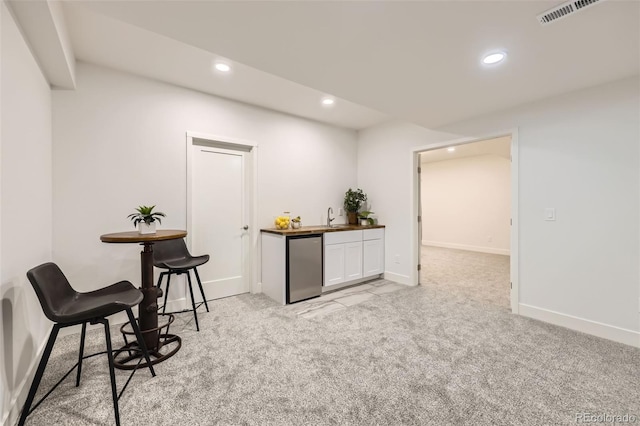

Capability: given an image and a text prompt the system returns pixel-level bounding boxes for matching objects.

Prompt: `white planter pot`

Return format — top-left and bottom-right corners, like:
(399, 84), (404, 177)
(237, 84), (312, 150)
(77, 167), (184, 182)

(138, 222), (156, 234)
(360, 218), (369, 226)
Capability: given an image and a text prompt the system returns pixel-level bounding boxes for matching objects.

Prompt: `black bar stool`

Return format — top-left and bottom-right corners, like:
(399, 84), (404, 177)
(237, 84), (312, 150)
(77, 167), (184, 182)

(153, 238), (210, 331)
(19, 262), (156, 426)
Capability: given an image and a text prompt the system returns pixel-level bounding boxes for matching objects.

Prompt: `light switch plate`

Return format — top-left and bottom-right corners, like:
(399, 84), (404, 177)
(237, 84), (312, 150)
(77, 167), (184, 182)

(545, 208), (556, 221)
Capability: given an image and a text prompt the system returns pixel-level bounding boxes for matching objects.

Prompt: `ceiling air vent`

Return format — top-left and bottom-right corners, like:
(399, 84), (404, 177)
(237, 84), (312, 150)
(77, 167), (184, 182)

(537, 0), (606, 26)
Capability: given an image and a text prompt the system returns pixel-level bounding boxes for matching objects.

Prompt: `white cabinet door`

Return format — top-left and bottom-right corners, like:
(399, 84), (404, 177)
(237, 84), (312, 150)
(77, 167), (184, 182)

(344, 241), (363, 281)
(324, 243), (345, 287)
(363, 239), (384, 277)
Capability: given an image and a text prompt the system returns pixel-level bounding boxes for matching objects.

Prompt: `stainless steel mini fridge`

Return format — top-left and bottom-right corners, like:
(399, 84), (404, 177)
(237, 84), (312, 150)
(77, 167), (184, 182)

(286, 235), (322, 303)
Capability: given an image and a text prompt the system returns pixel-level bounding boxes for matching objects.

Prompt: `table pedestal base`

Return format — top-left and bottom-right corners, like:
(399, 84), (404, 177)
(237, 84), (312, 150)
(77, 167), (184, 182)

(113, 334), (181, 370)
(114, 313), (181, 370)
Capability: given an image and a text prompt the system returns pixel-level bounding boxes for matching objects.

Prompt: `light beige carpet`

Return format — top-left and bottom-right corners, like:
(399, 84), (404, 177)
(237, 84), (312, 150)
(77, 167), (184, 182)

(21, 247), (640, 425)
(421, 245), (511, 310)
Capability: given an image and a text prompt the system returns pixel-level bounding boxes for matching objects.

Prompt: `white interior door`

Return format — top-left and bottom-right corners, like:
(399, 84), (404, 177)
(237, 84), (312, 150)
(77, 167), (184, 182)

(191, 144), (249, 300)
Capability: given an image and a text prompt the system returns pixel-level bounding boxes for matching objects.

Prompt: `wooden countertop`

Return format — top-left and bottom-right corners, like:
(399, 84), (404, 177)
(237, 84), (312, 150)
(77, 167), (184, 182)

(100, 229), (187, 243)
(261, 224), (385, 236)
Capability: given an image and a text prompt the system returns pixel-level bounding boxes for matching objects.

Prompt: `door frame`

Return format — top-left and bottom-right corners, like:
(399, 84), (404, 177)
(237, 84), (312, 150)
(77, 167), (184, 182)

(186, 131), (259, 295)
(410, 128), (519, 314)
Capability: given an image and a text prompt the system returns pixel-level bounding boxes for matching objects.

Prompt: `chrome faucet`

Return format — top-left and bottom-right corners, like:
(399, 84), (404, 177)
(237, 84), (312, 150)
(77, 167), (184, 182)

(327, 207), (335, 227)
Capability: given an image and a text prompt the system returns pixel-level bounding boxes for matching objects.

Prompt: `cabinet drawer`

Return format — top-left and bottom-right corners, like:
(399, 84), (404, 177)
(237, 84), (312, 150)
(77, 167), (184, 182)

(324, 230), (362, 245)
(363, 228), (384, 240)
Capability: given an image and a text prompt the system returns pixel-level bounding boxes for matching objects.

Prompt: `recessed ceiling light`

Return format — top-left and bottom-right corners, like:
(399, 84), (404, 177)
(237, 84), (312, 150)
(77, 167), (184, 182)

(214, 63), (231, 72)
(447, 147), (456, 152)
(482, 51), (506, 65)
(321, 98), (335, 106)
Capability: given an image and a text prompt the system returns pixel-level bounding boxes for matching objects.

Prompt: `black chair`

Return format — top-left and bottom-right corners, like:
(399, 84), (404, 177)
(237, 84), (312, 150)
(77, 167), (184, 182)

(19, 263), (156, 426)
(153, 239), (210, 331)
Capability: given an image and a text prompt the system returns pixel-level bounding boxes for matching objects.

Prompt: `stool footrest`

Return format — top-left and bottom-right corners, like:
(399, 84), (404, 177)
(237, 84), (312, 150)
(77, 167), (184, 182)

(115, 314), (180, 370)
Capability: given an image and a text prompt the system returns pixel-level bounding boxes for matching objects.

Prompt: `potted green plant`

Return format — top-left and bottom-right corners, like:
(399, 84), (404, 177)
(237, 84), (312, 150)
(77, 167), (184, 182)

(291, 216), (302, 229)
(128, 205), (166, 234)
(343, 188), (367, 225)
(358, 211), (375, 226)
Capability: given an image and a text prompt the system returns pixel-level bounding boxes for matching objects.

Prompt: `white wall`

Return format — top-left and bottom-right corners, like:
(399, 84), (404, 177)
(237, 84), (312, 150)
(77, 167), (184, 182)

(358, 77), (640, 346)
(1, 2), (53, 424)
(421, 154), (510, 255)
(357, 122), (456, 284)
(52, 63), (358, 300)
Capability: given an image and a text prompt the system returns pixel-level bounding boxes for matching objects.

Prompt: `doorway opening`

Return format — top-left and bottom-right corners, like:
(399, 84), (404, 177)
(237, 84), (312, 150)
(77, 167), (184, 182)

(411, 130), (518, 313)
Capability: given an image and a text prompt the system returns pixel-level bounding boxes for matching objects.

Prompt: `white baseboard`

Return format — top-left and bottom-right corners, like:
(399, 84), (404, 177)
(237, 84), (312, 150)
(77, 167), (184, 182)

(2, 324), (52, 426)
(519, 303), (640, 348)
(383, 271), (411, 286)
(422, 240), (510, 256)
(162, 297), (189, 313)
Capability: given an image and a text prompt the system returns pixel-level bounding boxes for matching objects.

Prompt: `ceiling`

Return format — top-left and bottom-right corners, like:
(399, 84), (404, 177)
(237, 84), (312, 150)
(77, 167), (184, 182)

(420, 136), (511, 164)
(13, 1), (640, 130)
(60, 3), (389, 130)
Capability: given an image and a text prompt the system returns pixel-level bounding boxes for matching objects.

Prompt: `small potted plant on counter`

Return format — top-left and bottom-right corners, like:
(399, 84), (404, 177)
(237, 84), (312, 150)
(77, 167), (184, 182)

(291, 216), (302, 229)
(128, 205), (166, 234)
(359, 211), (375, 226)
(344, 188), (367, 225)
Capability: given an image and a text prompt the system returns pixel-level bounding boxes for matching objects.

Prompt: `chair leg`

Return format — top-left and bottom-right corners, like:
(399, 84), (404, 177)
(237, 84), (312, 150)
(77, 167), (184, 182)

(125, 309), (156, 377)
(162, 272), (171, 314)
(101, 319), (121, 426)
(156, 271), (164, 289)
(156, 271), (164, 312)
(186, 271), (200, 331)
(193, 267), (209, 312)
(76, 322), (87, 387)
(18, 324), (60, 426)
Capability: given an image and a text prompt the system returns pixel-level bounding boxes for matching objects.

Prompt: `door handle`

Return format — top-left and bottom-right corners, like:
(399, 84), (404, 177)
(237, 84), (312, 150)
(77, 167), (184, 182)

(243, 225), (249, 230)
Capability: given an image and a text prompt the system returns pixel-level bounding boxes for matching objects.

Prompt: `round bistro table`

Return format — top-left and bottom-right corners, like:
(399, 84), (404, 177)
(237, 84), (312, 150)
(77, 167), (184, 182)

(100, 229), (187, 369)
